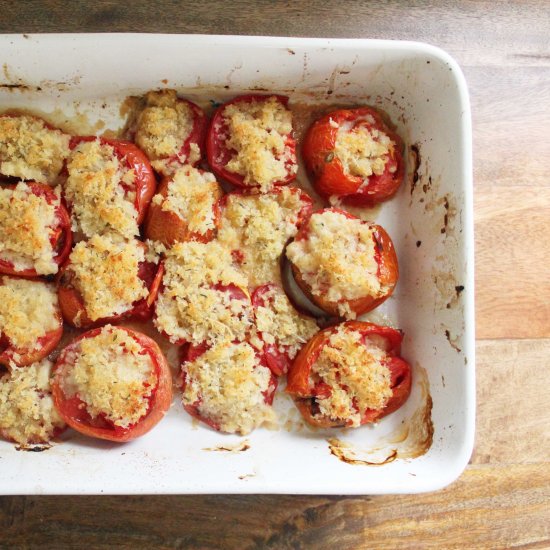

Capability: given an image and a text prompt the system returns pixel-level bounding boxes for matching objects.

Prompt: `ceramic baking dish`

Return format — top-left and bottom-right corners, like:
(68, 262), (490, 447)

(0, 34), (474, 495)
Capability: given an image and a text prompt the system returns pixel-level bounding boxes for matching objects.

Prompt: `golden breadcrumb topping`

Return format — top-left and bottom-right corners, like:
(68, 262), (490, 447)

(0, 182), (59, 274)
(0, 277), (59, 350)
(286, 210), (383, 317)
(312, 327), (392, 427)
(217, 187), (304, 288)
(154, 241), (252, 345)
(64, 139), (139, 238)
(0, 114), (70, 183)
(67, 234), (148, 323)
(182, 340), (275, 434)
(152, 166), (221, 236)
(61, 326), (156, 428)
(221, 96), (297, 189)
(0, 360), (65, 445)
(135, 89), (200, 174)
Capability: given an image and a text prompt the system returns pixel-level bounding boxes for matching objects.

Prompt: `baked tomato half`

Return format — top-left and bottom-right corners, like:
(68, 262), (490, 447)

(64, 136), (156, 238)
(180, 338), (277, 434)
(286, 321), (412, 428)
(132, 89), (207, 176)
(0, 181), (72, 278)
(252, 283), (319, 376)
(0, 113), (71, 184)
(52, 325), (172, 442)
(285, 208), (398, 319)
(57, 235), (164, 328)
(302, 107), (404, 206)
(0, 276), (63, 368)
(144, 165), (223, 247)
(206, 94), (298, 190)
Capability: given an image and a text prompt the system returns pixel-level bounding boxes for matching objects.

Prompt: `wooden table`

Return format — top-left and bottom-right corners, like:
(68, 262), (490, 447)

(1, 2), (549, 548)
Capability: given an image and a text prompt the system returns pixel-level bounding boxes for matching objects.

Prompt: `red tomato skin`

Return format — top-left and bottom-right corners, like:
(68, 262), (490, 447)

(144, 171), (223, 247)
(252, 283), (314, 377)
(68, 136), (157, 226)
(51, 327), (172, 442)
(286, 321), (411, 428)
(57, 246), (164, 329)
(0, 314), (63, 369)
(206, 94), (297, 189)
(302, 107), (404, 205)
(0, 182), (73, 278)
(289, 208), (398, 318)
(180, 340), (277, 432)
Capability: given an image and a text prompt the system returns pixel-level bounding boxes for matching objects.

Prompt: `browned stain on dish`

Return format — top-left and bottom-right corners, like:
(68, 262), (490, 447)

(327, 438), (398, 466)
(203, 439), (250, 453)
(15, 444), (51, 452)
(409, 143), (421, 195)
(325, 365), (434, 465)
(445, 329), (462, 353)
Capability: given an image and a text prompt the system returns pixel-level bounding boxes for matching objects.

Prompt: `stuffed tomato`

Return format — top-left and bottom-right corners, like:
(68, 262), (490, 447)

(52, 325), (172, 442)
(286, 321), (412, 428)
(302, 107), (404, 206)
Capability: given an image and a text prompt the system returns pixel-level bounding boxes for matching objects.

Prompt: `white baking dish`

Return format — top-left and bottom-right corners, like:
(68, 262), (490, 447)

(0, 34), (474, 495)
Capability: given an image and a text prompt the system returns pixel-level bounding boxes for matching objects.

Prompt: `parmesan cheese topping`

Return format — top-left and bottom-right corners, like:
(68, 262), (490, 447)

(135, 89), (200, 174)
(67, 235), (148, 322)
(182, 340), (275, 434)
(221, 96), (297, 188)
(64, 139), (139, 238)
(0, 183), (59, 275)
(61, 326), (156, 428)
(0, 115), (70, 183)
(311, 327), (392, 427)
(0, 277), (59, 350)
(154, 241), (253, 345)
(0, 360), (65, 445)
(286, 210), (383, 316)
(152, 166), (221, 236)
(334, 118), (393, 180)
(217, 188), (304, 288)
(254, 285), (318, 358)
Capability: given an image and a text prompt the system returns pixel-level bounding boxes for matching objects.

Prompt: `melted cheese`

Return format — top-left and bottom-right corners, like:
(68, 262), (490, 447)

(254, 285), (318, 358)
(312, 327), (392, 427)
(0, 182), (59, 274)
(0, 114), (70, 183)
(334, 119), (392, 179)
(154, 241), (252, 345)
(0, 360), (65, 445)
(217, 187), (304, 288)
(221, 96), (297, 189)
(135, 89), (200, 174)
(0, 277), (59, 350)
(68, 235), (148, 323)
(64, 139), (139, 238)
(61, 326), (156, 428)
(182, 340), (275, 434)
(286, 210), (383, 317)
(152, 166), (221, 236)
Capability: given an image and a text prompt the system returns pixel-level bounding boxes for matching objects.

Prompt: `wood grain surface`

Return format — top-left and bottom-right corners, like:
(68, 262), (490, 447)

(1, 1), (549, 549)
